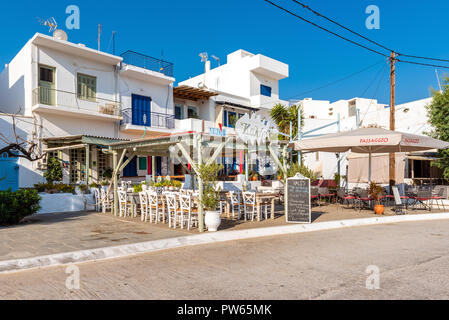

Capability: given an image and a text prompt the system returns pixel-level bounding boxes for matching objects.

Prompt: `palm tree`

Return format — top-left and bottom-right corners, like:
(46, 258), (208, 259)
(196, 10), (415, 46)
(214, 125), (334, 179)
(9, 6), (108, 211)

(270, 103), (303, 141)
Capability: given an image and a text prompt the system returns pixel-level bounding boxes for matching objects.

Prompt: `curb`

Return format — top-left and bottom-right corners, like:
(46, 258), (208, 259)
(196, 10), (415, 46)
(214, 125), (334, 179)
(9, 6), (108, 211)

(2, 212), (449, 274)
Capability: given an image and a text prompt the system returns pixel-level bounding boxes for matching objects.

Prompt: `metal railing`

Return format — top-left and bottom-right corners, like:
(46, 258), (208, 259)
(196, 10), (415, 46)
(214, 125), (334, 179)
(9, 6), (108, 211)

(32, 87), (122, 117)
(120, 50), (174, 77)
(121, 108), (175, 129)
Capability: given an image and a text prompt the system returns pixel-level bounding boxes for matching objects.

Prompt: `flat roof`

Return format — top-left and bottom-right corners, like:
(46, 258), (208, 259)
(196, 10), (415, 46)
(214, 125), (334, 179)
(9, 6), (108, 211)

(31, 33), (123, 65)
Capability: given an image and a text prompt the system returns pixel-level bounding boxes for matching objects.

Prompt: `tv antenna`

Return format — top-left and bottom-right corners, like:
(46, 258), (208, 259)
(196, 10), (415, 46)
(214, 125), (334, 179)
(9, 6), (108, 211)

(37, 17), (58, 33)
(211, 55), (220, 66)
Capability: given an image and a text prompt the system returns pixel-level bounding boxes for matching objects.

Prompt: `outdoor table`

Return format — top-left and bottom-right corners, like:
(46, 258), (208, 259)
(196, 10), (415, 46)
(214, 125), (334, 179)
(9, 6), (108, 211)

(255, 192), (277, 221)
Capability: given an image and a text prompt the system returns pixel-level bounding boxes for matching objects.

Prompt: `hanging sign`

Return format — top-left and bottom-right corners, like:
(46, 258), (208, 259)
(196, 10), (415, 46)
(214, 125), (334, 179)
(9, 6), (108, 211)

(235, 114), (277, 145)
(286, 173), (311, 223)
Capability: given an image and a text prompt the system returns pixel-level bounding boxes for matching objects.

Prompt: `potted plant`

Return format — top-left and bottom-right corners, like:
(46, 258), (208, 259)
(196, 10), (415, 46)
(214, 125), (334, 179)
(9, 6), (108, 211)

(368, 181), (385, 215)
(198, 162), (223, 232)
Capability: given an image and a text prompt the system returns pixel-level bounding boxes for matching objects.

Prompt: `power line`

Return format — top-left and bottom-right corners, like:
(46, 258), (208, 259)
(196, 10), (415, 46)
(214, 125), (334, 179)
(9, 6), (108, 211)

(291, 0), (394, 53)
(263, 0), (388, 58)
(288, 60), (384, 100)
(397, 58), (449, 70)
(291, 0), (449, 64)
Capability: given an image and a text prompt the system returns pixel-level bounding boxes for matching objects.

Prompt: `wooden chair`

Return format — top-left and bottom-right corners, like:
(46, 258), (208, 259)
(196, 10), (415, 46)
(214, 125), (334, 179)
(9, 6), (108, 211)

(100, 188), (113, 213)
(92, 188), (101, 212)
(431, 188), (446, 210)
(242, 191), (257, 221)
(118, 190), (132, 217)
(179, 194), (198, 230)
(229, 191), (242, 219)
(165, 193), (178, 228)
(146, 191), (163, 223)
(138, 191), (149, 222)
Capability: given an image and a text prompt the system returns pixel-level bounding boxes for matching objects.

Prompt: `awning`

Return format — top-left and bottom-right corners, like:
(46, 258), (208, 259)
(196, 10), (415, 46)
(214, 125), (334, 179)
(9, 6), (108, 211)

(42, 135), (129, 150)
(173, 85), (218, 101)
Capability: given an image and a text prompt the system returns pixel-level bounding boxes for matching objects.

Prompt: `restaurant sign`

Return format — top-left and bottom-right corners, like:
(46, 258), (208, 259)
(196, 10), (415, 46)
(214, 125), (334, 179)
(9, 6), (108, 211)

(235, 114), (277, 145)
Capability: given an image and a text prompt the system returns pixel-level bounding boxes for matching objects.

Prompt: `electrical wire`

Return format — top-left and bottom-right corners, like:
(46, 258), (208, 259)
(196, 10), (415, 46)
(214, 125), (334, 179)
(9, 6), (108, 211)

(262, 0), (388, 58)
(396, 58), (449, 70)
(291, 0), (394, 53)
(290, 0), (449, 64)
(287, 60), (384, 100)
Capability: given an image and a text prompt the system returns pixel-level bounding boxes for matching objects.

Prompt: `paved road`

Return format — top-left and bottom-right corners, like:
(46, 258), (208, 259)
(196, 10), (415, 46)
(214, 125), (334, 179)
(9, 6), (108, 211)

(1, 219), (449, 299)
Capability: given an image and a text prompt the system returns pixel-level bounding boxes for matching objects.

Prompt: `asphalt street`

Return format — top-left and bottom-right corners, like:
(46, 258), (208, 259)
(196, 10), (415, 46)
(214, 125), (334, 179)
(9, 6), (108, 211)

(1, 219), (449, 299)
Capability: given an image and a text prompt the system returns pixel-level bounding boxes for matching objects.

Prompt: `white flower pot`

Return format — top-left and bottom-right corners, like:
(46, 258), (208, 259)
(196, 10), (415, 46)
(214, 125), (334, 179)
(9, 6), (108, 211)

(204, 210), (221, 232)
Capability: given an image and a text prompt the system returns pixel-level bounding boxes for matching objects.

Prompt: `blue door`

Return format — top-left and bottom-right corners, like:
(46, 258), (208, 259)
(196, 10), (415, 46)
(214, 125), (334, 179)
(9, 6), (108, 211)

(0, 153), (19, 191)
(123, 156), (137, 177)
(132, 94), (152, 126)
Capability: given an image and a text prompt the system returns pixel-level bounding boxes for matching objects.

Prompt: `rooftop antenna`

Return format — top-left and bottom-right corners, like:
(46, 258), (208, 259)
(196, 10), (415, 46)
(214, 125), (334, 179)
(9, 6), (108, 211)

(199, 52), (208, 88)
(112, 31), (116, 55)
(97, 24), (102, 51)
(435, 69), (443, 93)
(211, 55), (221, 66)
(37, 17), (58, 33)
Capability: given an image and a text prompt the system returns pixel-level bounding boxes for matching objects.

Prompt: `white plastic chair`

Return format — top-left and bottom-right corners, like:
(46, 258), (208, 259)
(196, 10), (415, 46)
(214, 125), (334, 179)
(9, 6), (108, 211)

(242, 191), (257, 221)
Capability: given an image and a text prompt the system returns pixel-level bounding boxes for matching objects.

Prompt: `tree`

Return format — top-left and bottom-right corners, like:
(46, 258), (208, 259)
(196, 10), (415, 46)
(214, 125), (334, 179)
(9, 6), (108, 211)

(270, 103), (304, 141)
(0, 112), (44, 162)
(426, 77), (449, 181)
(44, 157), (63, 184)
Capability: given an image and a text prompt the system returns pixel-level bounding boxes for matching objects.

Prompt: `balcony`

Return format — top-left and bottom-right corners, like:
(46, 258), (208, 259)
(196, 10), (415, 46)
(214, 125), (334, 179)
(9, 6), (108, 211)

(120, 50), (174, 78)
(32, 87), (122, 120)
(120, 108), (175, 133)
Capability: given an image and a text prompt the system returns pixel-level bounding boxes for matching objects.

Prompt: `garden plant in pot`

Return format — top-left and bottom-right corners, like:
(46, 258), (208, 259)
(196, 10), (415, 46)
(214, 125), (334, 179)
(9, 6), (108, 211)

(368, 181), (385, 215)
(198, 162), (223, 232)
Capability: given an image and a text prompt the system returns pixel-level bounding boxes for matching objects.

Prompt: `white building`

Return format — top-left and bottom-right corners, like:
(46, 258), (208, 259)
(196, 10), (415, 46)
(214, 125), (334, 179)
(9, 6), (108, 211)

(172, 49), (289, 175)
(296, 96), (437, 187)
(0, 32), (176, 189)
(0, 34), (290, 189)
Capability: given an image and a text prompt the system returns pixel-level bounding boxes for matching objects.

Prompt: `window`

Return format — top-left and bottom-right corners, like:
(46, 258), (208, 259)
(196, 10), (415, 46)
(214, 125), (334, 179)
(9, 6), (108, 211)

(138, 157), (147, 171)
(39, 66), (54, 83)
(175, 104), (184, 120)
(77, 73), (96, 100)
(260, 84), (272, 97)
(223, 110), (238, 128)
(187, 106), (198, 119)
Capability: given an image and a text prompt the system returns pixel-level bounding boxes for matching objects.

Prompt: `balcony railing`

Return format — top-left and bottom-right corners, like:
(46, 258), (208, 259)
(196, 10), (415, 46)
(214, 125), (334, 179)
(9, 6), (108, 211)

(121, 108), (175, 129)
(32, 87), (122, 117)
(120, 50), (174, 77)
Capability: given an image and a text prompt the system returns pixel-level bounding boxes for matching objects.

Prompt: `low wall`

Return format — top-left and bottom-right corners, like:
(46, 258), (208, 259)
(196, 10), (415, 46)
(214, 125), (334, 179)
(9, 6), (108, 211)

(37, 193), (95, 214)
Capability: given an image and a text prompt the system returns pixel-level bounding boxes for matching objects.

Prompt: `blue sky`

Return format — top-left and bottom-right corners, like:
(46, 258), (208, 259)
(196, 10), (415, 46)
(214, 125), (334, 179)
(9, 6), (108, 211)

(1, 0), (449, 105)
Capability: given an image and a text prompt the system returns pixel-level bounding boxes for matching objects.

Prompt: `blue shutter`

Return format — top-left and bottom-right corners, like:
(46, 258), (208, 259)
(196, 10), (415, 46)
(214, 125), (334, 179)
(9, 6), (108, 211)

(223, 110), (228, 127)
(260, 85), (272, 97)
(132, 94), (152, 126)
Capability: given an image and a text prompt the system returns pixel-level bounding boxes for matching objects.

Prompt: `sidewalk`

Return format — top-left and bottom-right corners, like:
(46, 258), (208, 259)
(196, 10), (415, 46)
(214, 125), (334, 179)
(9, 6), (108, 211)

(0, 204), (445, 263)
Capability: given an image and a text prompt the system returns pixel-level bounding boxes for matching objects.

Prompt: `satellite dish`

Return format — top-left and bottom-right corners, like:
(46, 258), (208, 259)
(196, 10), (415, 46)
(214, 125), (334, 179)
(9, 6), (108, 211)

(53, 29), (68, 41)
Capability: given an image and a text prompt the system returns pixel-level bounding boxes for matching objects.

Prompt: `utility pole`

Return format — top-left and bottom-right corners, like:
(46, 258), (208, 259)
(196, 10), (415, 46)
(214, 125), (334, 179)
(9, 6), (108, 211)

(389, 51), (396, 191)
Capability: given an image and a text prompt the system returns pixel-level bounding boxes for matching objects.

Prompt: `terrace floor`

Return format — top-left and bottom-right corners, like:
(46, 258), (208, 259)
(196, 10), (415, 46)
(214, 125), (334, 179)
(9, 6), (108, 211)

(0, 203), (446, 262)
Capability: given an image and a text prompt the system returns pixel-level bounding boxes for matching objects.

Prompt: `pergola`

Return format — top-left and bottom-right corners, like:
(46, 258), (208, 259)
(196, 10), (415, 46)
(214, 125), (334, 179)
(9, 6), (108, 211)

(106, 132), (290, 232)
(42, 135), (128, 185)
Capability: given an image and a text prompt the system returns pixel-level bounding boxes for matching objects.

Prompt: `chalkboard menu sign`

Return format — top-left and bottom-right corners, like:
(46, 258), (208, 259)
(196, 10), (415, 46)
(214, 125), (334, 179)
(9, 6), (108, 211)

(286, 174), (311, 223)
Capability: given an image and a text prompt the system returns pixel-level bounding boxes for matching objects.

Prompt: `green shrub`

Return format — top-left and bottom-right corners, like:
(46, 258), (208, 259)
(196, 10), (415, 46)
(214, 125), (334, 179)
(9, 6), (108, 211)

(44, 157), (63, 184)
(0, 189), (41, 225)
(198, 162), (223, 211)
(34, 183), (75, 194)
